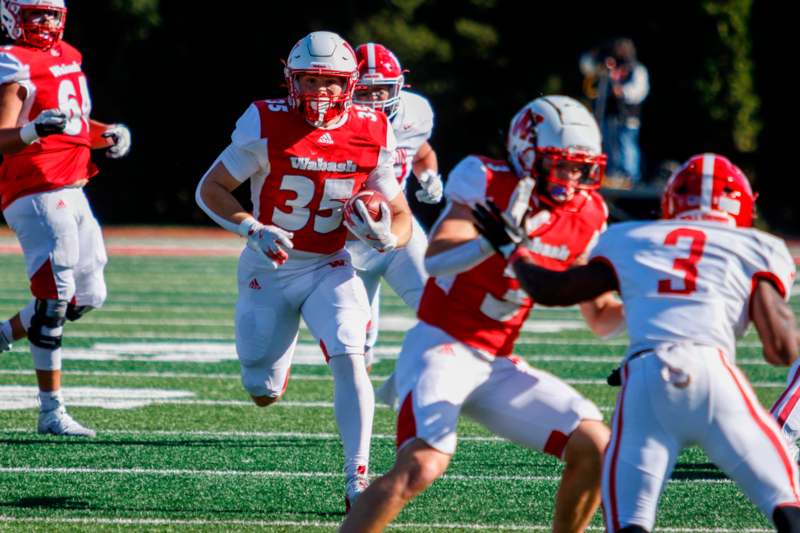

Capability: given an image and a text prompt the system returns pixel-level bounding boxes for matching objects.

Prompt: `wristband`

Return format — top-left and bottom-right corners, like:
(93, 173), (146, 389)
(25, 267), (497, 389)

(237, 217), (260, 238)
(19, 122), (39, 145)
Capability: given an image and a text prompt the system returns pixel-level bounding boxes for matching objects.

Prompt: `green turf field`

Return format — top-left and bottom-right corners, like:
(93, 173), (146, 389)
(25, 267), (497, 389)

(0, 252), (797, 532)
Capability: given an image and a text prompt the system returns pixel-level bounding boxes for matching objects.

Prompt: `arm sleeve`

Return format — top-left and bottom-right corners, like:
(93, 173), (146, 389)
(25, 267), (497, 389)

(621, 64), (650, 105)
(764, 240), (798, 302)
(0, 52), (28, 85)
(366, 123), (402, 200)
(444, 155), (489, 206)
(218, 104), (268, 181)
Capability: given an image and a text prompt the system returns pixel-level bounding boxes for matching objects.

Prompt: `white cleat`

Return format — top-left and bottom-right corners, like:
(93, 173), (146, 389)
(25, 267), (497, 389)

(37, 407), (96, 437)
(344, 466), (370, 513)
(375, 372), (399, 411)
(0, 328), (12, 353)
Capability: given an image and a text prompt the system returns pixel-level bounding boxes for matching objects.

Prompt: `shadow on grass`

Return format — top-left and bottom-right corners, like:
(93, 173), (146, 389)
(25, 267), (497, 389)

(1, 496), (90, 510)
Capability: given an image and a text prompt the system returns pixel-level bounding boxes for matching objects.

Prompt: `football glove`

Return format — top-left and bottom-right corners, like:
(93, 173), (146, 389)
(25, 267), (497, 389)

(239, 219), (294, 267)
(471, 199), (526, 259)
(102, 123), (132, 159)
(415, 169), (443, 204)
(19, 109), (67, 144)
(344, 200), (398, 253)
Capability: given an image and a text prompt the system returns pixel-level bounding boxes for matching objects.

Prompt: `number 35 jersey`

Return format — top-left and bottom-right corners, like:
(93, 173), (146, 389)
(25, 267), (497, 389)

(589, 219), (797, 361)
(219, 99), (399, 255)
(417, 155), (608, 356)
(0, 41), (97, 210)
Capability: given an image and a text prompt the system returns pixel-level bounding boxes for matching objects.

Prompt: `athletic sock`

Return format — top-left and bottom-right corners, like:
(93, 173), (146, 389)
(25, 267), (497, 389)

(329, 354), (374, 479)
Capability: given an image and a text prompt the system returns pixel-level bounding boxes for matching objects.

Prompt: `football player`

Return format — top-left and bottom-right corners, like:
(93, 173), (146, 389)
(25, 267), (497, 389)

(474, 153), (800, 532)
(348, 42), (440, 378)
(195, 31), (412, 510)
(0, 0), (132, 437)
(340, 95), (621, 533)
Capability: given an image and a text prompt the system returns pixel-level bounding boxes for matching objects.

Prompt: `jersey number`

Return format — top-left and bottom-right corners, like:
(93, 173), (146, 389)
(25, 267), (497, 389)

(272, 175), (355, 234)
(479, 264), (528, 322)
(57, 76), (91, 136)
(657, 228), (707, 295)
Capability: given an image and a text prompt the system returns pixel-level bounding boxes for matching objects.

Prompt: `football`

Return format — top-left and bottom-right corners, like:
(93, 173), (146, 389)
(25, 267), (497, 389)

(344, 189), (387, 223)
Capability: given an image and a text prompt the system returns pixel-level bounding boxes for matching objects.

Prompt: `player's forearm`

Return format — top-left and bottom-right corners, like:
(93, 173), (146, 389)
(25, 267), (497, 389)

(412, 143), (437, 179)
(195, 174), (252, 235)
(390, 207), (412, 247)
(0, 128), (28, 154)
(424, 237), (493, 277)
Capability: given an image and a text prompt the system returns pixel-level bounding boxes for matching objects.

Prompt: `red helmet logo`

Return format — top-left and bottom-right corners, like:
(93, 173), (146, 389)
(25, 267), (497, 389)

(661, 153), (756, 227)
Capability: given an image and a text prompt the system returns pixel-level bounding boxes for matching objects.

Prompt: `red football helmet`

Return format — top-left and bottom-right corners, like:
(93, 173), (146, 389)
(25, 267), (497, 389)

(0, 0), (66, 50)
(354, 43), (405, 119)
(284, 31), (360, 126)
(661, 153), (755, 227)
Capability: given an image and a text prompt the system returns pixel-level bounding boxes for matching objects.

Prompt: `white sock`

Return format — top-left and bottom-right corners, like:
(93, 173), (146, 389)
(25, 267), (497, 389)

(39, 390), (64, 412)
(329, 354), (374, 479)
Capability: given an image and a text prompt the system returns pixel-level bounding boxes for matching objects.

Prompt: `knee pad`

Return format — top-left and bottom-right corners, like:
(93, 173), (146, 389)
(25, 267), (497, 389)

(66, 303), (95, 322)
(774, 505), (800, 533)
(28, 299), (67, 350)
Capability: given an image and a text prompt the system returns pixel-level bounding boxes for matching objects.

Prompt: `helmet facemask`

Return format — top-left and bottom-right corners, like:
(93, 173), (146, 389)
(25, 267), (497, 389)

(1, 1), (66, 50)
(287, 70), (358, 127)
(353, 78), (403, 119)
(536, 147), (606, 204)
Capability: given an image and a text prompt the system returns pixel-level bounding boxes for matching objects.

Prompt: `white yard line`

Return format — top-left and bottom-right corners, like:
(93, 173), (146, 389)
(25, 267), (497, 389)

(0, 466), (735, 485)
(0, 516), (771, 532)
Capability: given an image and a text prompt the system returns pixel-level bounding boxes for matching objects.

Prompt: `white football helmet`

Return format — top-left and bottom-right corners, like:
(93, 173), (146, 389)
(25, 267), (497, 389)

(1, 0), (66, 50)
(284, 31), (359, 126)
(507, 95), (606, 203)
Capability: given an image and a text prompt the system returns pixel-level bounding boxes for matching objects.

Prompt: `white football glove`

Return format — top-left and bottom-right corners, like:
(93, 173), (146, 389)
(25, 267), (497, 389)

(19, 109), (68, 144)
(239, 218), (294, 267)
(344, 200), (398, 253)
(415, 169), (443, 204)
(102, 123), (132, 159)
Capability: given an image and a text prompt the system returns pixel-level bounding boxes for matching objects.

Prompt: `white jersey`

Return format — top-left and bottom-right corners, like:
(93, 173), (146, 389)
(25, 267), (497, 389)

(390, 90), (434, 188)
(590, 219), (796, 361)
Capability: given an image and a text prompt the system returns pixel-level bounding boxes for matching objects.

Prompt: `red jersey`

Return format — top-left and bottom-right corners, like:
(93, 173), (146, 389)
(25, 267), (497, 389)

(220, 100), (396, 255)
(0, 41), (97, 210)
(418, 155), (608, 356)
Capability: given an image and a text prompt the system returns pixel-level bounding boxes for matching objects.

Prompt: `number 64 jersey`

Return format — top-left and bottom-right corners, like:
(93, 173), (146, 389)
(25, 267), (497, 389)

(0, 41), (96, 210)
(589, 219), (797, 361)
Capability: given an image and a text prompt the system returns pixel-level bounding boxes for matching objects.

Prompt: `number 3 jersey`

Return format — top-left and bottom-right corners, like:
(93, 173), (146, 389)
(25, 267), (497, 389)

(589, 220), (797, 361)
(417, 155), (608, 356)
(0, 41), (96, 210)
(219, 100), (400, 256)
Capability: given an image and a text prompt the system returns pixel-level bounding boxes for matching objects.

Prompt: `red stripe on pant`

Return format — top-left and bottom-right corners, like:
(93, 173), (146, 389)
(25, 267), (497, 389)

(319, 341), (330, 363)
(396, 392), (417, 449)
(771, 363), (800, 427)
(30, 258), (58, 299)
(606, 363), (629, 532)
(719, 350), (800, 503)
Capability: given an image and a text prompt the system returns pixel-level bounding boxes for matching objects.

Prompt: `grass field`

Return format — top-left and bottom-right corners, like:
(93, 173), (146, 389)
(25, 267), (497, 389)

(0, 241), (798, 532)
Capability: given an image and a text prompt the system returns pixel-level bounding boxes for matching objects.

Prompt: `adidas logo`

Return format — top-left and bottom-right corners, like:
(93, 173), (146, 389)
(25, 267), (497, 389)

(248, 278), (261, 290)
(318, 132), (334, 145)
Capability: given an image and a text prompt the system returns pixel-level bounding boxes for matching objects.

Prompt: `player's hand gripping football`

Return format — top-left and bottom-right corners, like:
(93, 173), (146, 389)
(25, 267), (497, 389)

(415, 169), (443, 204)
(240, 219), (294, 268)
(472, 199), (526, 259)
(344, 200), (398, 253)
(102, 124), (132, 159)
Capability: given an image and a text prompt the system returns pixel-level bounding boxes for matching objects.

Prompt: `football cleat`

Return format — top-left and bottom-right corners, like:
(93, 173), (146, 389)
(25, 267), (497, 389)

(37, 406), (96, 437)
(344, 465), (369, 513)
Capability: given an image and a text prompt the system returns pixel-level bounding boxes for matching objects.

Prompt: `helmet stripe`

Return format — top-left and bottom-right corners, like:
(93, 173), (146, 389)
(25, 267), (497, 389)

(701, 153), (715, 212)
(366, 43), (377, 73)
